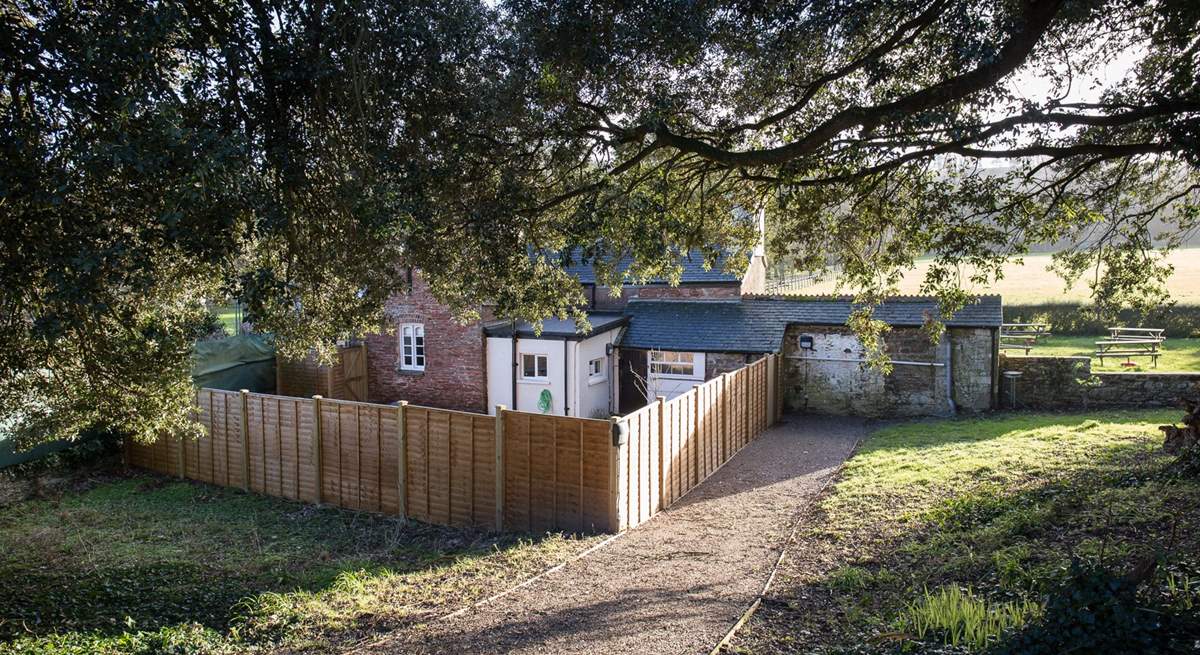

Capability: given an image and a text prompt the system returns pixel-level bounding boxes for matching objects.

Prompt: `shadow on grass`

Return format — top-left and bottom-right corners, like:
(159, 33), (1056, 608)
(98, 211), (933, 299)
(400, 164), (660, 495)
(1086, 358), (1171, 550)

(732, 433), (1200, 653)
(0, 472), (568, 645)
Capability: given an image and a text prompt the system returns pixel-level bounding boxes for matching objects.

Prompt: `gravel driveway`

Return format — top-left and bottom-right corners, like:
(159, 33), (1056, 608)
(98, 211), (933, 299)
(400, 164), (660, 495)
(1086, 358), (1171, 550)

(359, 415), (863, 655)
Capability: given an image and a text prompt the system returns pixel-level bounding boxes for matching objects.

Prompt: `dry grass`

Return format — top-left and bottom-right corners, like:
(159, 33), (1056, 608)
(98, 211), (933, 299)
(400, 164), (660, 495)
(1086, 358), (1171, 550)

(799, 248), (1200, 304)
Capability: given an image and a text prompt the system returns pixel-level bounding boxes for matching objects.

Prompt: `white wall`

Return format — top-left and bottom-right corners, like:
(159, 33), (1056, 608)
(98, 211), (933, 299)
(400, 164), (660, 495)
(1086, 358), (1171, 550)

(574, 331), (620, 419)
(487, 332), (620, 418)
(486, 337), (513, 415)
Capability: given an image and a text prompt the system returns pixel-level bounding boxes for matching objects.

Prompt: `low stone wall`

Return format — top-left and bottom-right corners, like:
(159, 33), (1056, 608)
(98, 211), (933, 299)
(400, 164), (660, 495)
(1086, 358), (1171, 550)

(999, 355), (1200, 410)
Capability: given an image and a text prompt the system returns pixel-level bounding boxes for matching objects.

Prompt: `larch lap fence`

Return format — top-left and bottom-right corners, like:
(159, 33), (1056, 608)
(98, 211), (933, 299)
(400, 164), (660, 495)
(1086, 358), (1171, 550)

(127, 354), (781, 534)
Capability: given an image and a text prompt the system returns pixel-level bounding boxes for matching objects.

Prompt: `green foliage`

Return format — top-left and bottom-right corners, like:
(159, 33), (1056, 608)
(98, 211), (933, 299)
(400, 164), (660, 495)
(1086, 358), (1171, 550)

(902, 586), (1041, 650)
(990, 559), (1200, 655)
(4, 0), (1199, 448)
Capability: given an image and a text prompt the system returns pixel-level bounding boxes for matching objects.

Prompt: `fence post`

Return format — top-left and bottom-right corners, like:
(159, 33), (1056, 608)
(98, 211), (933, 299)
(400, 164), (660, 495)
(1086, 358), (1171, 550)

(397, 401), (408, 520)
(722, 373), (731, 460)
(767, 355), (777, 427)
(656, 396), (665, 510)
(494, 405), (506, 531)
(176, 436), (185, 479)
(609, 414), (623, 532)
(240, 389), (251, 491)
(312, 395), (324, 505)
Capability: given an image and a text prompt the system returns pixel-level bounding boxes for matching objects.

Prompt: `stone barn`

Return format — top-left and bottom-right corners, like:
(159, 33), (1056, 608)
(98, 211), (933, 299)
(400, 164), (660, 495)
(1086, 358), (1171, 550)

(618, 295), (1002, 417)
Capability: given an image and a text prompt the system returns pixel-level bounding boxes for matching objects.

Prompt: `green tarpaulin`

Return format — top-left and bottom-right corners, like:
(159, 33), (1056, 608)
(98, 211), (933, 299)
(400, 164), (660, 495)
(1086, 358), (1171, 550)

(191, 334), (276, 392)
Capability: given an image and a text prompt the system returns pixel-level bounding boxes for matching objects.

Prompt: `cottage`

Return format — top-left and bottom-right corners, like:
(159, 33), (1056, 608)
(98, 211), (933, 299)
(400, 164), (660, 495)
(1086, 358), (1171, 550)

(363, 246), (767, 416)
(358, 239), (1001, 419)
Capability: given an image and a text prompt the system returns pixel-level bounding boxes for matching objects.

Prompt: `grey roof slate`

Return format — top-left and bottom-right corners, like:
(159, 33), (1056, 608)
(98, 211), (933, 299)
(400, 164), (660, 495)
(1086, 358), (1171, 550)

(484, 312), (628, 340)
(619, 295), (1002, 353)
(556, 248), (741, 285)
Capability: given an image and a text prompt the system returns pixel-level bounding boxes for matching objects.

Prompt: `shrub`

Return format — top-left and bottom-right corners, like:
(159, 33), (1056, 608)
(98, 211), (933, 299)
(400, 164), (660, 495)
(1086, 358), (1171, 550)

(989, 559), (1200, 655)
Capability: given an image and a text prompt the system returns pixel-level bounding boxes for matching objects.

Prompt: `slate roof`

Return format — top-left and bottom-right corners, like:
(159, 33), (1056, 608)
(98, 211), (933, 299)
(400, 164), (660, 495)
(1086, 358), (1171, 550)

(483, 312), (628, 340)
(619, 295), (1003, 353)
(556, 248), (742, 285)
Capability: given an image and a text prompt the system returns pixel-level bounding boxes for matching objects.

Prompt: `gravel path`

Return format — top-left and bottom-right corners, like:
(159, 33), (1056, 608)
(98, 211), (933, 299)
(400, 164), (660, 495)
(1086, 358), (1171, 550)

(361, 416), (863, 655)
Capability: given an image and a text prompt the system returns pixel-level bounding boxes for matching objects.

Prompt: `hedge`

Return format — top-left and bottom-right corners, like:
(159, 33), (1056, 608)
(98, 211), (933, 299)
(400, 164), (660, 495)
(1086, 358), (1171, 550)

(1003, 303), (1200, 338)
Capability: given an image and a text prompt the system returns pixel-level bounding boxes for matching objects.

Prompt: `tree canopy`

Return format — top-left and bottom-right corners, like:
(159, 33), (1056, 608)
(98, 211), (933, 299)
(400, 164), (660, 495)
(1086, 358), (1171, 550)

(2, 0), (1198, 445)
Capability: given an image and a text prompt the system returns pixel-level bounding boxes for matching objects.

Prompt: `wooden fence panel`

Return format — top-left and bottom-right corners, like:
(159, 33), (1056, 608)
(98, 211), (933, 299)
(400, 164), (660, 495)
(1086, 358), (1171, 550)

(125, 356), (777, 537)
(613, 354), (780, 531)
(407, 407), (431, 522)
(503, 411), (532, 531)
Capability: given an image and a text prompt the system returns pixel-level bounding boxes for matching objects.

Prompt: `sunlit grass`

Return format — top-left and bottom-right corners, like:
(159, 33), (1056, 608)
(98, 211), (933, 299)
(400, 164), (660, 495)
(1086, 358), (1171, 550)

(1025, 335), (1200, 372)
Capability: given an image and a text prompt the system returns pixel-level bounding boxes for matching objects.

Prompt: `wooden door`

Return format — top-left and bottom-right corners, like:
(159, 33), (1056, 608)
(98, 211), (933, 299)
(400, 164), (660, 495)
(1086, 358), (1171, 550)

(340, 344), (368, 401)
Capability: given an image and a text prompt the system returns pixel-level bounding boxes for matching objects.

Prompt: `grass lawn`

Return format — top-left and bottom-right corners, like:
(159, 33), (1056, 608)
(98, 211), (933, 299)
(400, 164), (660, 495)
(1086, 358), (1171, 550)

(729, 410), (1200, 653)
(0, 473), (599, 654)
(798, 248), (1200, 304)
(1022, 335), (1200, 372)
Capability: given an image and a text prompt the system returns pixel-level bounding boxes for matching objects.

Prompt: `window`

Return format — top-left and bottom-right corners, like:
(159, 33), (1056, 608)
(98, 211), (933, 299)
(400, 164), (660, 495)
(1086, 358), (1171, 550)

(648, 351), (703, 379)
(588, 356), (606, 384)
(521, 353), (549, 382)
(400, 324), (425, 371)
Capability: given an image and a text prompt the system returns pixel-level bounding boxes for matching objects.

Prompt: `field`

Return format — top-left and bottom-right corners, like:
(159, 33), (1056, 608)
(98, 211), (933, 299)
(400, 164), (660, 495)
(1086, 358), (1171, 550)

(0, 472), (598, 654)
(1022, 335), (1200, 372)
(729, 410), (1200, 653)
(799, 248), (1200, 304)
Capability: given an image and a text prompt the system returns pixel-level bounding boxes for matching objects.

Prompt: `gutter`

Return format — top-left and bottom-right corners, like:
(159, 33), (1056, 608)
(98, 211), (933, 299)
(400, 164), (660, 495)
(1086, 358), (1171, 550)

(511, 321), (518, 411)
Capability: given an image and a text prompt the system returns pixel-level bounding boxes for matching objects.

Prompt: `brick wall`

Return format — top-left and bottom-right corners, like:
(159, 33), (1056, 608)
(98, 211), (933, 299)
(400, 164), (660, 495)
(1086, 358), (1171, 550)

(999, 355), (1200, 410)
(364, 275), (489, 413)
(592, 283), (741, 310)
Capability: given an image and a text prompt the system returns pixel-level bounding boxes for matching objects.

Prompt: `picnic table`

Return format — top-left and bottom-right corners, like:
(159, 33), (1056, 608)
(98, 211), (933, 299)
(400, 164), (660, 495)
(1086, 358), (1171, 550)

(1107, 326), (1166, 341)
(1095, 327), (1165, 367)
(1000, 323), (1051, 355)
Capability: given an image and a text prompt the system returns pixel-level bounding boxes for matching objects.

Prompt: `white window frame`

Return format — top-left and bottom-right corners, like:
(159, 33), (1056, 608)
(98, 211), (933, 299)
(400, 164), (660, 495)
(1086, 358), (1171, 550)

(400, 323), (425, 372)
(648, 351), (705, 380)
(587, 356), (607, 385)
(519, 352), (550, 383)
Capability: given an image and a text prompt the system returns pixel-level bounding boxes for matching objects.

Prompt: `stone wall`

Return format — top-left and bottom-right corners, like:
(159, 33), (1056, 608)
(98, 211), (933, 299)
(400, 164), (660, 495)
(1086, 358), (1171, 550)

(950, 328), (997, 412)
(705, 352), (758, 379)
(364, 275), (490, 413)
(780, 325), (995, 418)
(999, 355), (1200, 410)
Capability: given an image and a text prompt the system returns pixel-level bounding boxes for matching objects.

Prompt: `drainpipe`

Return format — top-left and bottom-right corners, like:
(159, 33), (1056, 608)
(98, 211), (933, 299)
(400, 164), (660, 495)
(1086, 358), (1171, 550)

(511, 321), (518, 411)
(943, 334), (956, 414)
(563, 339), (571, 416)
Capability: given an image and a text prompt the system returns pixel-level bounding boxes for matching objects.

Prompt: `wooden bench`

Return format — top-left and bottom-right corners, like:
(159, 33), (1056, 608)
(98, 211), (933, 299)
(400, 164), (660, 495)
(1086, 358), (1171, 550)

(1094, 338), (1163, 368)
(1108, 327), (1166, 341)
(1000, 323), (1051, 355)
